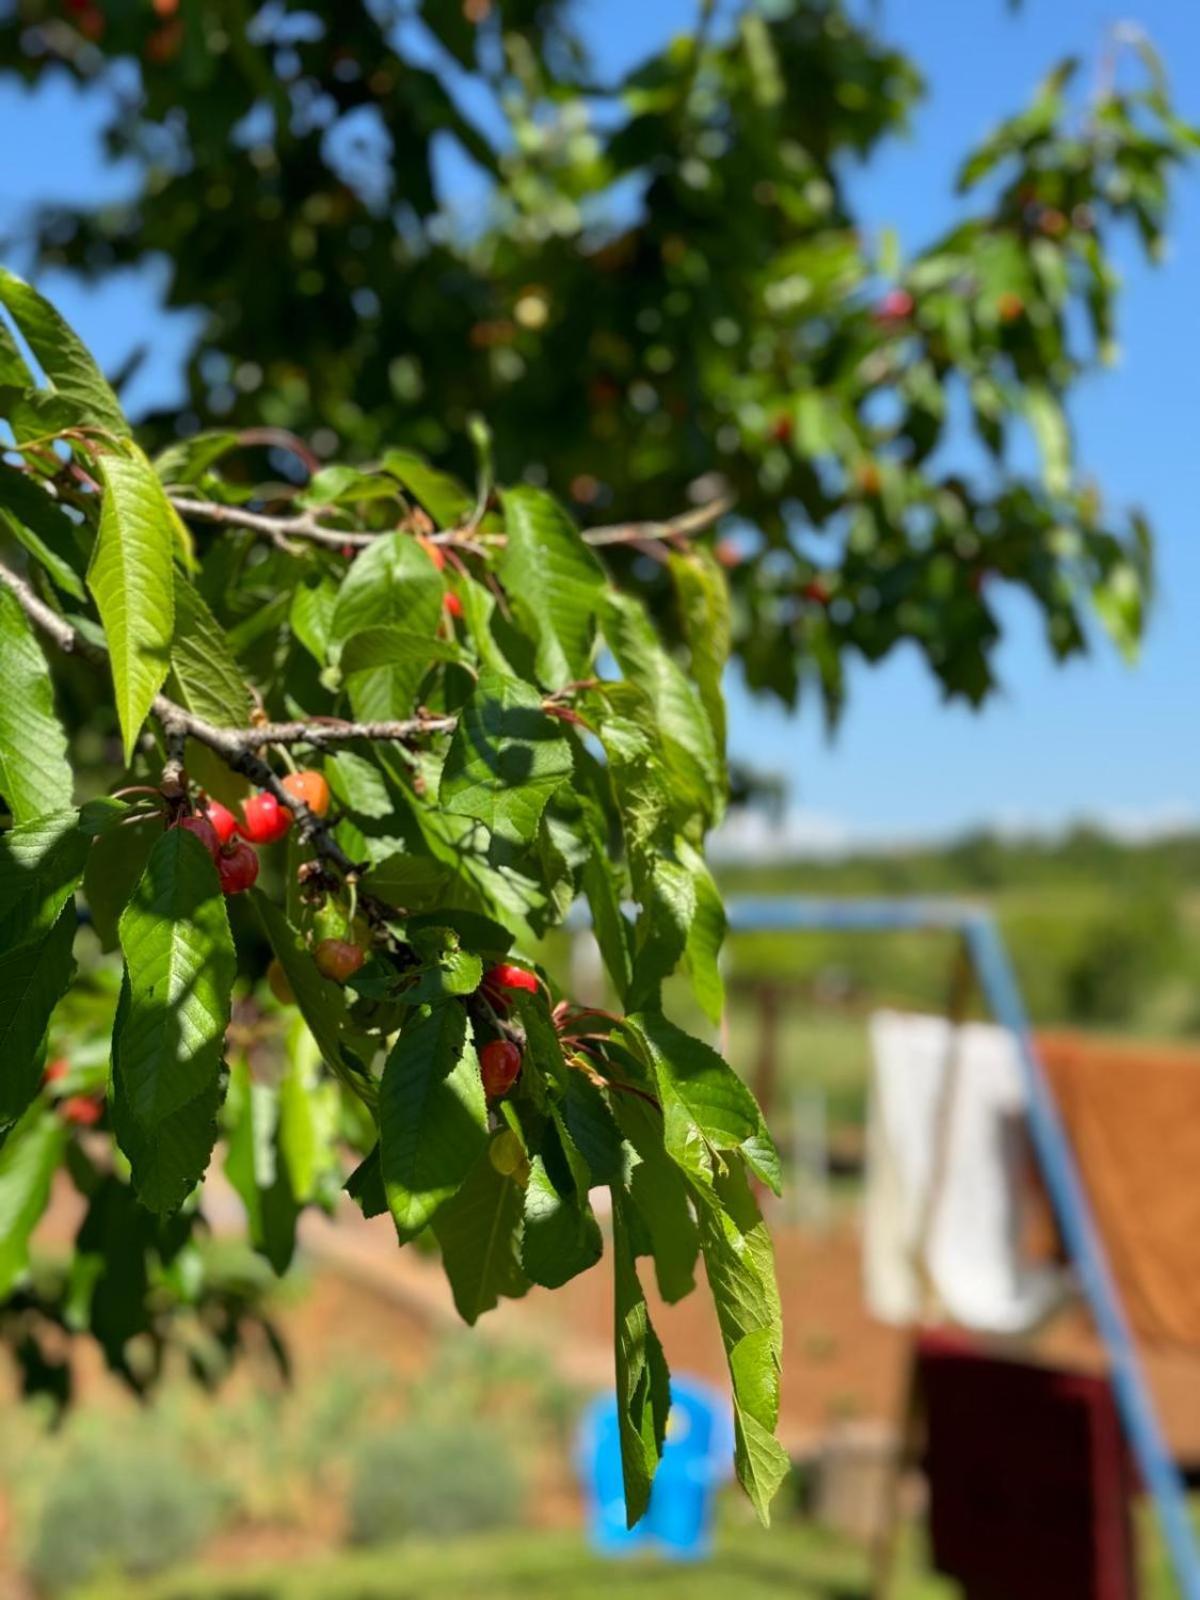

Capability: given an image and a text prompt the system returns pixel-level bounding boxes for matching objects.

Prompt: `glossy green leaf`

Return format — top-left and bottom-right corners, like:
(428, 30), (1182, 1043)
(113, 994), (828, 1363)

(0, 267), (129, 439)
(522, 1154), (603, 1289)
(432, 1149), (529, 1324)
(625, 1012), (781, 1195)
(499, 487), (605, 689)
(170, 574), (250, 726)
(113, 828), (235, 1211)
(0, 902), (76, 1134)
(0, 586), (74, 824)
(0, 459), (88, 599)
(692, 1169), (787, 1524)
(88, 452), (178, 763)
(328, 532), (443, 721)
(611, 1194), (671, 1528)
(379, 1001), (487, 1241)
(439, 671), (574, 845)
(0, 1108), (69, 1297)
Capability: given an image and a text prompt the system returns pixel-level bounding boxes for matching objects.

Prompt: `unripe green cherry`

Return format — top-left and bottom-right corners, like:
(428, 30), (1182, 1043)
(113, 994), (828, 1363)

(488, 1128), (525, 1176)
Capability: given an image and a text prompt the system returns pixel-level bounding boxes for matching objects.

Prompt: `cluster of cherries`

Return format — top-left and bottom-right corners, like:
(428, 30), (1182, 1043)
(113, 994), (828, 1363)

(43, 1057), (103, 1127)
(177, 769), (331, 895)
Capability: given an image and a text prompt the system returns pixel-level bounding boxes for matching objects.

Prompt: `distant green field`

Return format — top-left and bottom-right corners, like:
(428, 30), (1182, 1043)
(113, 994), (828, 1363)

(76, 1525), (957, 1600)
(76, 1515), (1189, 1600)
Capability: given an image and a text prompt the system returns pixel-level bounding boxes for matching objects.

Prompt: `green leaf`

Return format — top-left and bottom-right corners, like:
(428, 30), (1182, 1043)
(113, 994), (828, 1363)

(224, 1060), (300, 1275)
(381, 448), (474, 527)
(522, 1154), (603, 1288)
(0, 268), (130, 439)
(579, 807), (633, 1005)
(152, 430), (240, 485)
(0, 586), (74, 824)
(0, 808), (90, 948)
(1025, 384), (1071, 495)
(366, 852), (455, 912)
(88, 451), (178, 763)
(340, 625), (459, 678)
(290, 574), (339, 666)
(629, 856), (695, 1013)
(110, 974), (223, 1218)
(612, 1092), (699, 1304)
(611, 1194), (672, 1528)
(328, 533), (443, 720)
(691, 1169), (787, 1524)
(0, 459), (88, 599)
(345, 1144), (388, 1219)
(0, 1108), (68, 1297)
(439, 671), (574, 845)
(0, 902), (76, 1134)
(602, 592), (723, 829)
(403, 928), (484, 1005)
(626, 1012), (780, 1195)
(678, 838), (726, 1025)
(113, 828), (235, 1211)
(669, 548), (730, 768)
(169, 574), (250, 726)
(432, 1149), (529, 1324)
(83, 814), (158, 952)
(379, 1001), (488, 1241)
(498, 487), (606, 689)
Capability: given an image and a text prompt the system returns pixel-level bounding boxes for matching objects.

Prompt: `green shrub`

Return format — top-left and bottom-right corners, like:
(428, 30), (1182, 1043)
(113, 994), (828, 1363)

(26, 1441), (221, 1595)
(346, 1420), (523, 1546)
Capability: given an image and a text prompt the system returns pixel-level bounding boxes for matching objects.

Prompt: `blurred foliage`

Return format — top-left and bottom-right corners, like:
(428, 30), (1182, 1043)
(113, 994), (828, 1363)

(0, 1), (1195, 717)
(347, 1419), (524, 1544)
(25, 1437), (221, 1595)
(712, 824), (1200, 1095)
(1, 1330), (572, 1590)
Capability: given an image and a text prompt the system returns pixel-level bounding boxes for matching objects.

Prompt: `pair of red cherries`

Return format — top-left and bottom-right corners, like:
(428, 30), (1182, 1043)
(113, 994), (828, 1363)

(178, 769), (331, 894)
(478, 963), (539, 1098)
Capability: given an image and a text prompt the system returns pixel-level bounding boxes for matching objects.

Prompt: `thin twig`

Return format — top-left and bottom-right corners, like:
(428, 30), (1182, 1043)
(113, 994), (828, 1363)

(583, 496), (733, 547)
(166, 491), (732, 557)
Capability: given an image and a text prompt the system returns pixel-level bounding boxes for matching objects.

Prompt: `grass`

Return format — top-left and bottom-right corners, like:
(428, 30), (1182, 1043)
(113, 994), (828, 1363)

(77, 1525), (960, 1600)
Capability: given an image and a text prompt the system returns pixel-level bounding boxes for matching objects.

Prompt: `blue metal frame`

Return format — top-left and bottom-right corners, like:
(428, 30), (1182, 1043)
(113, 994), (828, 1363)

(725, 895), (1200, 1599)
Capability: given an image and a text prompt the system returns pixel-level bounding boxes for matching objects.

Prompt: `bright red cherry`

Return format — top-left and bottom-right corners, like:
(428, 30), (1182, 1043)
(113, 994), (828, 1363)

(43, 1058), (69, 1085)
(240, 791), (293, 845)
(176, 814), (221, 860)
(61, 1094), (103, 1127)
(217, 840), (259, 895)
(205, 800), (239, 845)
(313, 938), (365, 984)
(480, 1039), (522, 1099)
(484, 963), (539, 996)
(443, 592), (463, 619)
(281, 769), (331, 817)
(874, 288), (914, 323)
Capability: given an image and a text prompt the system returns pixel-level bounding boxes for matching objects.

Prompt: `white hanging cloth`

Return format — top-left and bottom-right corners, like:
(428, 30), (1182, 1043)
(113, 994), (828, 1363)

(863, 1010), (1067, 1333)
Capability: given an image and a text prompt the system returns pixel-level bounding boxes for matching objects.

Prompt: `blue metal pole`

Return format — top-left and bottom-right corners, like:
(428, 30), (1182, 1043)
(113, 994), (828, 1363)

(965, 912), (1200, 1600)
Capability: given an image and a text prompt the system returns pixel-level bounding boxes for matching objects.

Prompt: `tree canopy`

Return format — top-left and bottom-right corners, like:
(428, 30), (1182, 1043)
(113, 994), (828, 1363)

(1, 0), (1193, 716)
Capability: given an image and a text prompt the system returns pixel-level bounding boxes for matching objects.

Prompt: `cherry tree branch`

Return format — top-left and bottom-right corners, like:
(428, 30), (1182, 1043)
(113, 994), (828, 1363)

(167, 490), (732, 556)
(0, 556), (456, 909)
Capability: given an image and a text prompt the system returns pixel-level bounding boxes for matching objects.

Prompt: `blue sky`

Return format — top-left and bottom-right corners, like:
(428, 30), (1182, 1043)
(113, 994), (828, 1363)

(0, 1), (1196, 847)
